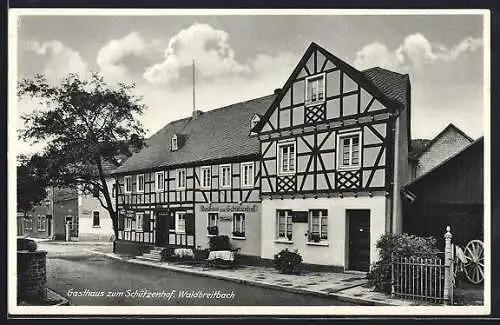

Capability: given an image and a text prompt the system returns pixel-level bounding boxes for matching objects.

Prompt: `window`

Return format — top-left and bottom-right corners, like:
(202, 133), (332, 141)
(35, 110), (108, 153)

(241, 162), (254, 188)
(306, 73), (325, 105)
(37, 216), (46, 231)
(276, 210), (293, 240)
(92, 211), (100, 227)
(124, 217), (133, 230)
(175, 211), (186, 233)
(338, 132), (361, 169)
(124, 176), (132, 193)
(112, 184), (117, 198)
(171, 135), (178, 151)
(135, 212), (143, 231)
(232, 213), (245, 237)
(136, 174), (145, 193)
(250, 114), (261, 130)
(308, 209), (328, 242)
(278, 142), (296, 175)
(155, 172), (165, 192)
(176, 169), (186, 190)
(220, 164), (231, 188)
(24, 218), (33, 230)
(208, 213), (218, 228)
(201, 167), (211, 189)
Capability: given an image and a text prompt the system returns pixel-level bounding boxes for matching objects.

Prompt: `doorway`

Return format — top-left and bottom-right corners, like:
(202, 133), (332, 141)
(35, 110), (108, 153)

(155, 210), (169, 247)
(347, 209), (371, 272)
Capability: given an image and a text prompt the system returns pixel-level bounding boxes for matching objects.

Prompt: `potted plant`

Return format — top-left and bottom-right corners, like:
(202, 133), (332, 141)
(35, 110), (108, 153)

(309, 233), (320, 243)
(287, 233), (292, 241)
(232, 231), (245, 238)
(207, 226), (219, 236)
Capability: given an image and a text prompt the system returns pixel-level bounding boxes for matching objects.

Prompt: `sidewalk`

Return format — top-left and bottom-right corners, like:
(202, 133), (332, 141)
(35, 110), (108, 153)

(86, 249), (421, 306)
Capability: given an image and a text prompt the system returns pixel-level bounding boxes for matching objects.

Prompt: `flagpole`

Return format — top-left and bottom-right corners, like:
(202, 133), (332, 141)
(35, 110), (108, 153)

(192, 59), (196, 113)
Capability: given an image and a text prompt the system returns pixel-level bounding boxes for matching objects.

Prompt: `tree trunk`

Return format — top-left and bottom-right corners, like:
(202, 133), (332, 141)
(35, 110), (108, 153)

(95, 156), (118, 239)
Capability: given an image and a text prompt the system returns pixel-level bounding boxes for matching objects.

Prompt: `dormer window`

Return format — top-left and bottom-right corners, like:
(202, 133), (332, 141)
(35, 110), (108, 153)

(306, 73), (325, 106)
(250, 114), (261, 131)
(171, 134), (178, 151)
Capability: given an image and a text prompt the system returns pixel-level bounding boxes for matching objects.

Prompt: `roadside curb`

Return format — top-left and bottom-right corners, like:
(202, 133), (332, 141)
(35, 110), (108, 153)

(86, 249), (405, 306)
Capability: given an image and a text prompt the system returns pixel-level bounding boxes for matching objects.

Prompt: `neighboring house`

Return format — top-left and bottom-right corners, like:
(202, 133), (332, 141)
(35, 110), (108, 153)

(402, 137), (483, 248)
(409, 123), (473, 179)
(17, 186), (78, 240)
(77, 160), (121, 241)
(112, 42), (412, 272)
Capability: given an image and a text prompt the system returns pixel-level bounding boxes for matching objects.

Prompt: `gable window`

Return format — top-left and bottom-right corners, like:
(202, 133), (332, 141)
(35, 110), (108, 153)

(171, 135), (178, 151)
(232, 213), (245, 238)
(277, 142), (296, 175)
(306, 73), (325, 106)
(135, 212), (143, 231)
(92, 211), (100, 227)
(308, 209), (328, 242)
(276, 210), (293, 241)
(338, 131), (362, 170)
(175, 211), (186, 233)
(201, 167), (211, 189)
(155, 171), (165, 192)
(176, 169), (186, 190)
(124, 176), (132, 193)
(136, 174), (145, 193)
(220, 164), (232, 188)
(241, 162), (254, 188)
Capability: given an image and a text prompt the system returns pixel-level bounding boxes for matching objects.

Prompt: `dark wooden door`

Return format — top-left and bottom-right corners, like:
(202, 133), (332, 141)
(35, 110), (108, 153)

(347, 210), (370, 272)
(155, 210), (169, 247)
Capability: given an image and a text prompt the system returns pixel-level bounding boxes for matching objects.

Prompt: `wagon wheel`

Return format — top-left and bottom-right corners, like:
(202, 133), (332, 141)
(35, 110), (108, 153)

(464, 240), (484, 284)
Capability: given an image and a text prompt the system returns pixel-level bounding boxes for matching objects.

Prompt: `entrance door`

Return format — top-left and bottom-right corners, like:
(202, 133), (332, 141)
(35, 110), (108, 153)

(347, 210), (371, 272)
(155, 210), (169, 247)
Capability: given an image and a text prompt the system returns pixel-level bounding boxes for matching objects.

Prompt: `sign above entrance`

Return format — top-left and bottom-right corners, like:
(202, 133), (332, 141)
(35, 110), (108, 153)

(199, 203), (259, 213)
(292, 211), (308, 223)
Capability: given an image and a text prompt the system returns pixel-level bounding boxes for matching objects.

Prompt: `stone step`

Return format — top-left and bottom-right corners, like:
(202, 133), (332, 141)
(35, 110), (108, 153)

(135, 255), (163, 262)
(141, 253), (162, 260)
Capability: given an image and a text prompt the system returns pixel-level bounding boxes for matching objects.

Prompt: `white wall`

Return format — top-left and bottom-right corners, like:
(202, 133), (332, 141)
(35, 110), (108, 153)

(78, 178), (115, 241)
(261, 196), (386, 269)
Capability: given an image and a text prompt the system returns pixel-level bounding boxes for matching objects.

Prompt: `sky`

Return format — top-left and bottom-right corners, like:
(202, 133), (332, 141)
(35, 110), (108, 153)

(13, 12), (487, 156)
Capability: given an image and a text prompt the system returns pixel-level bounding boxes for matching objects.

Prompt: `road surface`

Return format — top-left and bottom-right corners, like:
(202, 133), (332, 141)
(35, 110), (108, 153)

(38, 241), (355, 306)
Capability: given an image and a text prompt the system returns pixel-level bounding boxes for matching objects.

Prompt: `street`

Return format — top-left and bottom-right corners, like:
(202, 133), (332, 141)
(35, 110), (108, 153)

(38, 241), (355, 306)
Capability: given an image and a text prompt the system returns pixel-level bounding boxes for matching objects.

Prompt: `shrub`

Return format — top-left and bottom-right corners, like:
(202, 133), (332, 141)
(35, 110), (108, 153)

(209, 235), (232, 251)
(367, 233), (439, 293)
(160, 247), (174, 261)
(17, 238), (37, 252)
(273, 248), (303, 274)
(207, 226), (219, 236)
(194, 248), (210, 261)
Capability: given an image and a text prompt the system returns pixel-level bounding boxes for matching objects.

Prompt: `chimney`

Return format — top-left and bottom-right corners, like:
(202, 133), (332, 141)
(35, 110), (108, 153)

(192, 109), (203, 120)
(274, 88), (282, 95)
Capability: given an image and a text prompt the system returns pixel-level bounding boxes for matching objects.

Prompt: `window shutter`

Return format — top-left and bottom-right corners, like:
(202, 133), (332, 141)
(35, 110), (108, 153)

(185, 213), (195, 235)
(143, 213), (150, 232)
(118, 212), (125, 230)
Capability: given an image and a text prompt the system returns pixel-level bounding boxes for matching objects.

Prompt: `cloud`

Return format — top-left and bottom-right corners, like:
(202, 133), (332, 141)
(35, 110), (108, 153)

(354, 33), (482, 71)
(97, 32), (150, 82)
(26, 40), (88, 82)
(144, 23), (253, 84)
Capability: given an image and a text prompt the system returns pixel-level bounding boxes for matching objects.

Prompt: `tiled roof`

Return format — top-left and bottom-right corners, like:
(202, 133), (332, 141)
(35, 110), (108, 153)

(113, 60), (410, 175)
(362, 67), (409, 109)
(409, 139), (432, 158)
(113, 95), (276, 174)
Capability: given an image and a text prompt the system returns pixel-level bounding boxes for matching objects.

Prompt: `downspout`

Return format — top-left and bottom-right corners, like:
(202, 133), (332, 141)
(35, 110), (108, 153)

(391, 109), (401, 234)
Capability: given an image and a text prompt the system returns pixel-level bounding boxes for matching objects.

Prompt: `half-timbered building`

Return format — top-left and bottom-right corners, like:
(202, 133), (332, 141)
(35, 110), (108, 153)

(112, 96), (273, 259)
(112, 42), (412, 271)
(253, 43), (411, 271)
